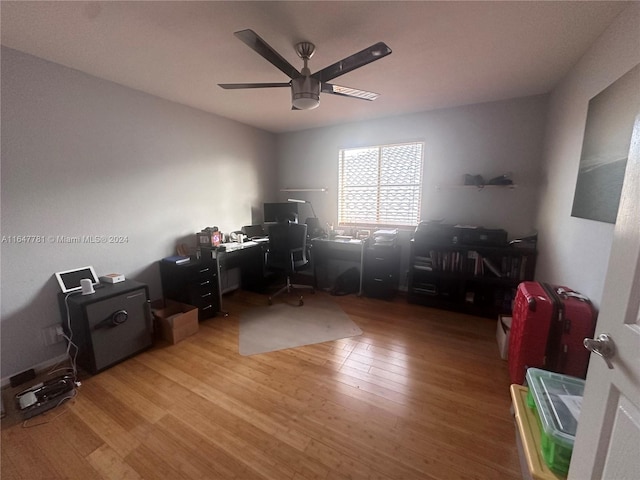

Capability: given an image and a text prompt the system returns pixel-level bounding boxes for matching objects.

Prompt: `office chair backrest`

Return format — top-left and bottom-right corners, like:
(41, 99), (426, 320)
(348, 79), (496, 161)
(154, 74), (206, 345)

(267, 222), (308, 268)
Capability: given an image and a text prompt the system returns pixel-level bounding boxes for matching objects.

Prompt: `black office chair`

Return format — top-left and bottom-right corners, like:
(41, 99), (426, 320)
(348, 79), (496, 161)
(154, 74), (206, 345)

(266, 222), (314, 306)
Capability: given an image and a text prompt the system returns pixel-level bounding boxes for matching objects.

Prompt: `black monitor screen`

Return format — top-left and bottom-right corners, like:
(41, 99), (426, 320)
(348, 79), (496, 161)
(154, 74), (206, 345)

(263, 202), (298, 223)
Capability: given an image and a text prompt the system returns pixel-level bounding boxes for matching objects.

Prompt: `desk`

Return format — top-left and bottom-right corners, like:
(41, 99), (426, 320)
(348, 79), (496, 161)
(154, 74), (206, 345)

(200, 241), (267, 314)
(311, 238), (365, 295)
(161, 237), (365, 316)
(160, 243), (266, 319)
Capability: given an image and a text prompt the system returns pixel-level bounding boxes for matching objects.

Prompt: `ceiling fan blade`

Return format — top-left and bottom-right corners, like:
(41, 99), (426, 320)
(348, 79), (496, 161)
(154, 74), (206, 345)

(218, 82), (291, 89)
(321, 83), (380, 101)
(312, 42), (392, 83)
(234, 29), (301, 80)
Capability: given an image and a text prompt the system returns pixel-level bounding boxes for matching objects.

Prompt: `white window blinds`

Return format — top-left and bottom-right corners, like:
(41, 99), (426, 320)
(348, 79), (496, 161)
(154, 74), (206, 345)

(338, 142), (424, 227)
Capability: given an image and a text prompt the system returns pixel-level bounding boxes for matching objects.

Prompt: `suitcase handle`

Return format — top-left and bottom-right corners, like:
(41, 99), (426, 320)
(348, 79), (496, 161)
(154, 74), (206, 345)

(556, 287), (590, 302)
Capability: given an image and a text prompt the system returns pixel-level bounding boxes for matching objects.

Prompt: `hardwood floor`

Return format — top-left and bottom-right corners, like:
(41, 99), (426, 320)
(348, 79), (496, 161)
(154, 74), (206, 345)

(1, 290), (522, 480)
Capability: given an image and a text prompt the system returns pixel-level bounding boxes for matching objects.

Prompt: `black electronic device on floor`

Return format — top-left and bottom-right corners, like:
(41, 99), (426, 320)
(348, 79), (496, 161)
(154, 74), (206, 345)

(15, 374), (75, 419)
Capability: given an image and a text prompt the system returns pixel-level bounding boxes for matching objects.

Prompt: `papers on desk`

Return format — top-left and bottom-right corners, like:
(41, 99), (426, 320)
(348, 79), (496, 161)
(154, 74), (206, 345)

(320, 237), (362, 245)
(373, 229), (398, 236)
(373, 228), (398, 246)
(218, 241), (258, 252)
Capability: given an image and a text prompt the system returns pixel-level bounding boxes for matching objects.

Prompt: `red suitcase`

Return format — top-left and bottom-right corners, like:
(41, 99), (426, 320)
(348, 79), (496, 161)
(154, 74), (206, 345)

(509, 281), (597, 384)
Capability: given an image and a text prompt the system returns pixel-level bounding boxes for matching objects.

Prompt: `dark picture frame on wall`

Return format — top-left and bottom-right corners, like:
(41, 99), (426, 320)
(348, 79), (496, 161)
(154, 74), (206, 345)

(571, 64), (640, 224)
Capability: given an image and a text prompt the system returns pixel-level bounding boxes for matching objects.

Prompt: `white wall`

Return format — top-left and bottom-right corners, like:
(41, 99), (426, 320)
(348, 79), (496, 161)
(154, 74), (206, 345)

(535, 3), (640, 307)
(0, 47), (277, 379)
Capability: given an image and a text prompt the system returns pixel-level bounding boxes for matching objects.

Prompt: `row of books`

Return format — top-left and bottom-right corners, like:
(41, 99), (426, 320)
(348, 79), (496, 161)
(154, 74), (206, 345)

(413, 250), (529, 280)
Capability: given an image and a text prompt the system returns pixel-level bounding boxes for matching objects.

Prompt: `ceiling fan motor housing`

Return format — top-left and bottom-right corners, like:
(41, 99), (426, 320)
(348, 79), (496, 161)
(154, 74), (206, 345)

(291, 76), (320, 110)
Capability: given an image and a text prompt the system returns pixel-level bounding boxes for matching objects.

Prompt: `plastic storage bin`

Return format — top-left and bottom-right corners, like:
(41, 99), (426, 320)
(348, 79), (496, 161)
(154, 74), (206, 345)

(511, 385), (565, 480)
(525, 368), (586, 476)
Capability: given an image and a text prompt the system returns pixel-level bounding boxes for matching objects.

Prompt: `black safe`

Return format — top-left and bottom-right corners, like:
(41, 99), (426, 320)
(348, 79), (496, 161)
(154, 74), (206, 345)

(57, 279), (153, 374)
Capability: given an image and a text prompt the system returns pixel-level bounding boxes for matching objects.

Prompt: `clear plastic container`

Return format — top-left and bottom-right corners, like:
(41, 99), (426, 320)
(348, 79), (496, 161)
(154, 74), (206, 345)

(525, 368), (586, 476)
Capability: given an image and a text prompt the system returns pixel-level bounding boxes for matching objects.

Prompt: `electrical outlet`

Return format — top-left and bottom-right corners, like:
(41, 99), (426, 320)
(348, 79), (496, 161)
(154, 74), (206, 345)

(41, 325), (64, 346)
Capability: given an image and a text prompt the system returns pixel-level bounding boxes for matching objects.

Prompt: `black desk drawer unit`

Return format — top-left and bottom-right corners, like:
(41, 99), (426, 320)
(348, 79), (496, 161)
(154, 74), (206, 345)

(159, 259), (219, 320)
(363, 244), (400, 299)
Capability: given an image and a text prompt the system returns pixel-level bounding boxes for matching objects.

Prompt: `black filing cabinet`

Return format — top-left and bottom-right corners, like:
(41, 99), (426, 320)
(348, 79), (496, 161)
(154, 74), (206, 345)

(58, 280), (153, 374)
(363, 243), (400, 299)
(159, 258), (219, 320)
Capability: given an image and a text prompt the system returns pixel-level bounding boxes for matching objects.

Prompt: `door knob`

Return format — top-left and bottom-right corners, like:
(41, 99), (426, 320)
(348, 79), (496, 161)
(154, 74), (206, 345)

(583, 333), (615, 369)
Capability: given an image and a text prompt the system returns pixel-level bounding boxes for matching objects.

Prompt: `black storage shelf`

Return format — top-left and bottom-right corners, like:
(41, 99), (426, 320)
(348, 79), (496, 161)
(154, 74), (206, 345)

(408, 238), (536, 318)
(411, 268), (525, 286)
(408, 293), (506, 318)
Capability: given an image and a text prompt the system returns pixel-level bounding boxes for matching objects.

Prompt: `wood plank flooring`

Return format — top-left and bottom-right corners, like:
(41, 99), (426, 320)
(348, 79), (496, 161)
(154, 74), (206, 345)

(1, 290), (521, 480)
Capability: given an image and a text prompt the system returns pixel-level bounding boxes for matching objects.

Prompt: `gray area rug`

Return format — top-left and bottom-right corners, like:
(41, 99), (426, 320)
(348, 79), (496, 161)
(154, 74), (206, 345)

(239, 295), (363, 356)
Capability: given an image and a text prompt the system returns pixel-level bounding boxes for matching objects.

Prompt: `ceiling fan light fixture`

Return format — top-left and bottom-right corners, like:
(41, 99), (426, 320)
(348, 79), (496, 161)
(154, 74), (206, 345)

(292, 76), (320, 110)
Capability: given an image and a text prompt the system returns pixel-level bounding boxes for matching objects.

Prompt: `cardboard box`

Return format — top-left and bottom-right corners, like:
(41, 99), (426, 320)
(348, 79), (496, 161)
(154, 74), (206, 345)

(152, 300), (198, 344)
(496, 314), (512, 360)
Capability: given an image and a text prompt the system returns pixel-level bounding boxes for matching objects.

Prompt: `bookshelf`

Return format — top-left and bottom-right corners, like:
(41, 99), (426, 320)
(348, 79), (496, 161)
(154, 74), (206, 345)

(408, 238), (536, 318)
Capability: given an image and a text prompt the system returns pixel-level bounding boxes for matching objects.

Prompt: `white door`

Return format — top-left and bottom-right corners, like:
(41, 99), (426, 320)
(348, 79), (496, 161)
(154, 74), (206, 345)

(568, 115), (640, 479)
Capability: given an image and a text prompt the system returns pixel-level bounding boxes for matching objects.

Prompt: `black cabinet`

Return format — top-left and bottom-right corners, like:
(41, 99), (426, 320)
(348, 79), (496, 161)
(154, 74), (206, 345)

(363, 243), (400, 299)
(58, 280), (153, 374)
(159, 258), (219, 320)
(408, 239), (536, 318)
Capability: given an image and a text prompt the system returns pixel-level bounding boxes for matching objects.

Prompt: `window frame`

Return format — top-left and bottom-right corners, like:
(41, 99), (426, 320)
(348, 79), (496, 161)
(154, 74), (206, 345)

(337, 141), (425, 229)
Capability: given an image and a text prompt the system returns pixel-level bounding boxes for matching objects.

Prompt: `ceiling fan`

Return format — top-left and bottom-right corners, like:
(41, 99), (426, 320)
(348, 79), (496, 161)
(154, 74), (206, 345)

(218, 29), (392, 110)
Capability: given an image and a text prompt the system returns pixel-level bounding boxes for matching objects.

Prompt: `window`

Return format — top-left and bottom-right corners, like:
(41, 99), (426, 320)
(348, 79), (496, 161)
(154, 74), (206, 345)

(338, 142), (424, 227)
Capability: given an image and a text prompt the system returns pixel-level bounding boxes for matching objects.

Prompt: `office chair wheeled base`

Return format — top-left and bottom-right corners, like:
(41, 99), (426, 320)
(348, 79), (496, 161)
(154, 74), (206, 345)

(268, 277), (314, 307)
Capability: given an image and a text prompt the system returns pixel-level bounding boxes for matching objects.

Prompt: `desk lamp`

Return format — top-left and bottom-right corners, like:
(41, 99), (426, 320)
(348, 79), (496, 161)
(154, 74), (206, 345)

(287, 198), (317, 218)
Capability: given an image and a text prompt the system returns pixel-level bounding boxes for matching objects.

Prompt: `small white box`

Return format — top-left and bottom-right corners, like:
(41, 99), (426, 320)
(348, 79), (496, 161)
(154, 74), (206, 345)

(100, 273), (125, 284)
(496, 315), (512, 360)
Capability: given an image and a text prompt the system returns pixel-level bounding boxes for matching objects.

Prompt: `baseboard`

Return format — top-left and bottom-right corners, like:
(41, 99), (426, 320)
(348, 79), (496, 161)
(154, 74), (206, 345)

(1, 354), (69, 389)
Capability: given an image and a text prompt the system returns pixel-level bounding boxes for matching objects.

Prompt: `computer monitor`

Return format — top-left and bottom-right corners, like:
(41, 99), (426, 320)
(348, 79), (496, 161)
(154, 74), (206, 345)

(263, 202), (299, 223)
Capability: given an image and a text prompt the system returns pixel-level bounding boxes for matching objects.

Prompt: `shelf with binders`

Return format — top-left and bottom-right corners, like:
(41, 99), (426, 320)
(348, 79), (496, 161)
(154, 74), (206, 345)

(408, 239), (536, 318)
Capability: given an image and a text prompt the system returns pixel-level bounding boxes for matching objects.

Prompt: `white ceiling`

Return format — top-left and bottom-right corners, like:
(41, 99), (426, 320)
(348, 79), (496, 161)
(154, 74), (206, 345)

(0, 1), (629, 134)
